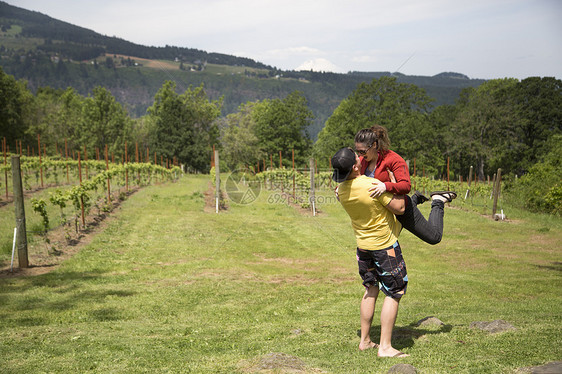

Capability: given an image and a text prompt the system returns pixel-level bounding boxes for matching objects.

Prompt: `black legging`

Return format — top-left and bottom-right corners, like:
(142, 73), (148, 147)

(396, 195), (444, 245)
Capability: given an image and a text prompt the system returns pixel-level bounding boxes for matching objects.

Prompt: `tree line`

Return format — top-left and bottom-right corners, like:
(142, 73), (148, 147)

(314, 76), (561, 179)
(0, 66), (312, 174)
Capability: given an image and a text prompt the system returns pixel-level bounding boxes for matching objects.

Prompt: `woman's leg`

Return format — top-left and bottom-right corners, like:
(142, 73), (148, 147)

(397, 195), (444, 245)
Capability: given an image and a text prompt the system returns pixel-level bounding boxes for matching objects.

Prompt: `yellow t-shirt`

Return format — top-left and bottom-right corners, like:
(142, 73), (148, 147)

(338, 175), (402, 250)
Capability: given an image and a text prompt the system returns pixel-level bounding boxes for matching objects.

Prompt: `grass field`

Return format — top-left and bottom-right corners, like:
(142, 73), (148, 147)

(1, 174), (560, 373)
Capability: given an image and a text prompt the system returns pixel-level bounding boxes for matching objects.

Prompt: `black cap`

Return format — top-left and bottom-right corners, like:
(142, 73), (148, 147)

(331, 147), (356, 183)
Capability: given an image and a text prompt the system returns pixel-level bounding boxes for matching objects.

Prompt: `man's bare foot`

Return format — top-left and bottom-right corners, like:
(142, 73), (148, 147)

(359, 341), (379, 351)
(377, 347), (410, 358)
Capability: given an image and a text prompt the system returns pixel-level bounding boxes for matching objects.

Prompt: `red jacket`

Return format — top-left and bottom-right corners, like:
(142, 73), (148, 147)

(360, 150), (411, 195)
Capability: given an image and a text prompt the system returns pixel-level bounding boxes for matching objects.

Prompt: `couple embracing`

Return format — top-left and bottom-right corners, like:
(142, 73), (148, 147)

(332, 125), (456, 358)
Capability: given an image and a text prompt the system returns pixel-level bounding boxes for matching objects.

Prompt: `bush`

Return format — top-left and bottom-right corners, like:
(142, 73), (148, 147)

(505, 162), (562, 215)
(544, 184), (562, 216)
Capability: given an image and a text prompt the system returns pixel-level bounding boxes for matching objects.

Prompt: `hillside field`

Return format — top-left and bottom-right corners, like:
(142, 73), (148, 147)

(0, 174), (560, 373)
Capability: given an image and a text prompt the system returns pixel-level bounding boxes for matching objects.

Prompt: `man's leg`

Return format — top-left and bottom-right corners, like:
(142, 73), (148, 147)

(377, 296), (408, 357)
(359, 285), (379, 350)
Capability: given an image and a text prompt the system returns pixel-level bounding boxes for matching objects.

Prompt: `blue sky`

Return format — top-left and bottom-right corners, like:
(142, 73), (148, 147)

(6, 0), (561, 79)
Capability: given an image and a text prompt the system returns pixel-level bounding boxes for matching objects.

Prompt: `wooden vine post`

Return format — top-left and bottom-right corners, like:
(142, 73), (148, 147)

(328, 157), (333, 189)
(465, 165), (473, 200)
(105, 145), (111, 203)
(270, 155), (273, 190)
(125, 142), (129, 192)
(279, 151), (284, 193)
(38, 134), (43, 188)
(292, 149), (296, 199)
(447, 157), (450, 191)
(65, 138), (69, 183)
(3, 137), (8, 199)
(214, 149), (220, 214)
(78, 151), (85, 227)
(154, 152), (158, 182)
(492, 168), (502, 219)
(135, 142), (140, 185)
(490, 173), (497, 199)
(84, 145), (89, 180)
(11, 155), (28, 268)
(309, 158), (316, 217)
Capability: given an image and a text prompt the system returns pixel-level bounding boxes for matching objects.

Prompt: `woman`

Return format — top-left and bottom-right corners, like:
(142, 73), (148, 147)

(355, 125), (456, 244)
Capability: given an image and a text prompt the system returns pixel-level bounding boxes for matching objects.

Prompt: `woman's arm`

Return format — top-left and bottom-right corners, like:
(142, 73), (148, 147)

(384, 158), (410, 195)
(371, 151), (411, 196)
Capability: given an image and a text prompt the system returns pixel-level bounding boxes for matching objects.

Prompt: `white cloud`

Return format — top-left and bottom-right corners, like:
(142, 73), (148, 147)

(296, 58), (345, 73)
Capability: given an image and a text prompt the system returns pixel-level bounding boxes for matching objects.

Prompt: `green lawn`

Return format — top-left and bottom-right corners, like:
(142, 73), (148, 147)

(1, 174), (560, 373)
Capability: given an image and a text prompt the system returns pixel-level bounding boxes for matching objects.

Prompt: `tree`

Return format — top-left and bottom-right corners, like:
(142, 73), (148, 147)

(80, 86), (133, 159)
(57, 87), (85, 151)
(447, 79), (519, 179)
(147, 81), (222, 172)
(252, 91), (313, 168)
(510, 77), (562, 174)
(0, 67), (33, 146)
(314, 76), (433, 168)
(220, 102), (262, 170)
(426, 104), (459, 177)
(25, 87), (85, 155)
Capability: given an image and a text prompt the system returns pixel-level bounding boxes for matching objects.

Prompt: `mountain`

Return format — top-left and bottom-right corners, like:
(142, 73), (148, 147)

(0, 1), (486, 139)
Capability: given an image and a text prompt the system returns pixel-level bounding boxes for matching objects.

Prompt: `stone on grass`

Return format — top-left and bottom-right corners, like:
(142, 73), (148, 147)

(470, 319), (516, 333)
(416, 316), (444, 327)
(388, 363), (417, 374)
(516, 361), (562, 374)
(257, 352), (307, 371)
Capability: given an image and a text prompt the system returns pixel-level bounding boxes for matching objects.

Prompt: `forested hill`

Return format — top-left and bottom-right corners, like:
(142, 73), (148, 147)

(0, 1), (269, 67)
(0, 1), (486, 139)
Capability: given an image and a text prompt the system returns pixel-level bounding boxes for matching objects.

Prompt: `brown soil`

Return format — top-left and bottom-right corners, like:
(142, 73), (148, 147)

(203, 181), (227, 213)
(0, 187), (139, 278)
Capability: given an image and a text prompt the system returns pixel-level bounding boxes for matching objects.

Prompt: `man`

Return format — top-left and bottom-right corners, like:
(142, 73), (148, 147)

(332, 147), (409, 358)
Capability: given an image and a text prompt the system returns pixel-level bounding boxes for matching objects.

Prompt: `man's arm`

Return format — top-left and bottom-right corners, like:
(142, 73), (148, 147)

(384, 195), (405, 215)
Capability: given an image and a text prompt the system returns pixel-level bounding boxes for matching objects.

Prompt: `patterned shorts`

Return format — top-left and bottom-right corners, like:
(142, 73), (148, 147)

(356, 241), (408, 299)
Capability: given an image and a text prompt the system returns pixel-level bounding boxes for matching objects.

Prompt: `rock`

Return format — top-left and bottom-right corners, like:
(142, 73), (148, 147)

(416, 316), (444, 327)
(388, 363), (417, 374)
(494, 213), (506, 221)
(257, 352), (306, 371)
(470, 319), (516, 333)
(516, 361), (562, 373)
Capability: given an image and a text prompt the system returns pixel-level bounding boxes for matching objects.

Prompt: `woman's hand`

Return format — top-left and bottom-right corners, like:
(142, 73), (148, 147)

(368, 180), (386, 197)
(387, 167), (396, 183)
